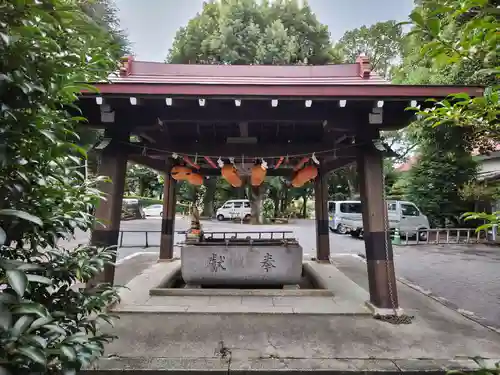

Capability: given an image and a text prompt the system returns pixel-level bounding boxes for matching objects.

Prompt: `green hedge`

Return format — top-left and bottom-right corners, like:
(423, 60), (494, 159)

(123, 195), (188, 213)
(123, 195), (162, 206)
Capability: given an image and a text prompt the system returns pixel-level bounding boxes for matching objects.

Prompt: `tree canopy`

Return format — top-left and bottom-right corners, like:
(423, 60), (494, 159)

(389, 0), (500, 225)
(166, 0), (339, 222)
(334, 20), (404, 77)
(167, 0), (335, 65)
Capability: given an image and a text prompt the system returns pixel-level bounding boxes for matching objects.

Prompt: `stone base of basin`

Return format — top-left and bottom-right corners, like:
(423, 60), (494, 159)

(181, 242), (303, 286)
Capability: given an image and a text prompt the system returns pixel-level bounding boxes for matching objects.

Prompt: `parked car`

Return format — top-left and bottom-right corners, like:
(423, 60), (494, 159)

(328, 200), (363, 234)
(341, 200), (430, 240)
(143, 204), (163, 217)
(216, 199), (251, 221)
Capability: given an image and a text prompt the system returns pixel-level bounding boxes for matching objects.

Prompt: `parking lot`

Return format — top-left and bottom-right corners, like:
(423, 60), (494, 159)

(67, 216), (500, 328)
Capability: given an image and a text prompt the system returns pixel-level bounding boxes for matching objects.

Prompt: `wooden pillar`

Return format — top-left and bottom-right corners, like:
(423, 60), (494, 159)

(357, 143), (399, 309)
(89, 144), (127, 285)
(159, 162), (177, 260)
(314, 167), (330, 261)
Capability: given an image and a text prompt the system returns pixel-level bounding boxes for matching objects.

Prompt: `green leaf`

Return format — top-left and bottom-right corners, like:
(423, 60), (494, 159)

(0, 292), (17, 304)
(44, 324), (67, 335)
(66, 331), (88, 344)
(6, 270), (28, 296)
(17, 263), (42, 272)
(0, 310), (13, 330)
(12, 315), (34, 336)
(13, 303), (48, 318)
(23, 334), (47, 349)
(60, 345), (77, 361)
(449, 93), (471, 101)
(409, 10), (425, 27)
(26, 274), (53, 285)
(0, 209), (43, 227)
(69, 82), (100, 93)
(426, 18), (441, 36)
(29, 316), (53, 331)
(17, 346), (46, 365)
(40, 130), (57, 144)
(0, 32), (10, 46)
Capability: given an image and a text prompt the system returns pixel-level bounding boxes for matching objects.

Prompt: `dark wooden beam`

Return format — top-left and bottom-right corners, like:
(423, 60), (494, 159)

(126, 141), (337, 158)
(81, 100), (412, 127)
(323, 157), (355, 172)
(127, 141), (358, 167)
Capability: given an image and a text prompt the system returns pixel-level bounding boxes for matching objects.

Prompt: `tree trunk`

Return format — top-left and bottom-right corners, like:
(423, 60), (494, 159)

(202, 177), (216, 217)
(280, 187), (289, 215)
(346, 165), (358, 198)
(301, 195), (308, 218)
(250, 185), (264, 224)
(237, 186), (246, 199)
(273, 197), (280, 218)
(138, 180), (146, 197)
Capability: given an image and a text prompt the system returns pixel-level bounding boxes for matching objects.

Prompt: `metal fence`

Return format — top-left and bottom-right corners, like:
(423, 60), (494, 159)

(117, 229), (296, 248)
(118, 230), (162, 248)
(394, 227), (497, 246)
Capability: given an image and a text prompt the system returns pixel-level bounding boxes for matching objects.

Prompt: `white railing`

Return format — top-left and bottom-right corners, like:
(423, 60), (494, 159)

(394, 226), (497, 246)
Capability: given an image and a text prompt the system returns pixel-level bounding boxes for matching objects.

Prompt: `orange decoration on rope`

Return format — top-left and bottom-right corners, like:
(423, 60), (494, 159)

(187, 172), (204, 186)
(293, 157), (310, 171)
(183, 156), (200, 169)
(171, 165), (192, 180)
(274, 156), (284, 169)
(291, 165), (318, 187)
(250, 164), (267, 186)
(221, 164), (243, 187)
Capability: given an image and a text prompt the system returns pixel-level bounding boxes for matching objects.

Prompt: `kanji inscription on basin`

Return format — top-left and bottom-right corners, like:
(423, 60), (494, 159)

(261, 253), (276, 272)
(181, 242), (302, 285)
(207, 253), (226, 272)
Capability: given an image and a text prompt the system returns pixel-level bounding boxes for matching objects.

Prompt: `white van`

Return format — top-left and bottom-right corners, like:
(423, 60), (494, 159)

(216, 199), (251, 221)
(343, 200), (430, 240)
(328, 201), (363, 234)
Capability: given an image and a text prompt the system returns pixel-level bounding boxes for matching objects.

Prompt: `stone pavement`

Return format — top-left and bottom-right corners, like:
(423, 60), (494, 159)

(84, 255), (500, 374)
(112, 260), (371, 315)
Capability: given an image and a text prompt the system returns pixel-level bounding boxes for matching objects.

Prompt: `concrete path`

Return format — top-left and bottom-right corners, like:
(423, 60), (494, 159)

(85, 256), (500, 374)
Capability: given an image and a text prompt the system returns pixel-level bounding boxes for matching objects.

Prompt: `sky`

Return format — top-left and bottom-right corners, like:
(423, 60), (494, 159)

(115, 0), (415, 62)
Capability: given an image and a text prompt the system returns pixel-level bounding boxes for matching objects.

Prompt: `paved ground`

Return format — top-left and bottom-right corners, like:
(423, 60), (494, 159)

(90, 256), (500, 373)
(66, 217), (500, 329)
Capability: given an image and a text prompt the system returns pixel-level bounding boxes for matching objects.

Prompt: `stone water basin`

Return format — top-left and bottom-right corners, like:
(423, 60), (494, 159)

(180, 231), (303, 286)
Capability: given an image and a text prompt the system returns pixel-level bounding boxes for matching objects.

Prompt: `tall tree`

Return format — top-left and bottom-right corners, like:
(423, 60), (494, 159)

(79, 0), (131, 175)
(395, 0), (498, 225)
(406, 125), (478, 226)
(394, 0), (498, 148)
(167, 0), (336, 223)
(334, 21), (404, 78)
(81, 0), (131, 57)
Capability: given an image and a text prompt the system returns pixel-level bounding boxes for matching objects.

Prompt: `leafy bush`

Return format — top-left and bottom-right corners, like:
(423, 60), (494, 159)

(0, 1), (122, 373)
(124, 195), (163, 207)
(0, 245), (120, 374)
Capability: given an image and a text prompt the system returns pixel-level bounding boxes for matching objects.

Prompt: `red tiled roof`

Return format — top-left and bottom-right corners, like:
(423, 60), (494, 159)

(88, 55), (483, 98)
(111, 55), (389, 86)
(396, 155), (418, 172)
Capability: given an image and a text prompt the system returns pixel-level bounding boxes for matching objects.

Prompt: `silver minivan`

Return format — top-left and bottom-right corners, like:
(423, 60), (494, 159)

(328, 201), (363, 234)
(339, 200), (430, 240)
